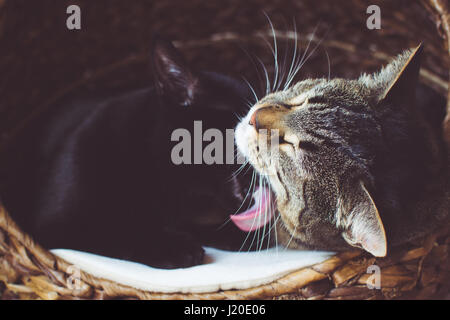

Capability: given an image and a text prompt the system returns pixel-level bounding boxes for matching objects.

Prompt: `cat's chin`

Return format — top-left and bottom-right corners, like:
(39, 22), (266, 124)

(235, 119), (273, 175)
(235, 119), (254, 159)
(233, 114), (281, 233)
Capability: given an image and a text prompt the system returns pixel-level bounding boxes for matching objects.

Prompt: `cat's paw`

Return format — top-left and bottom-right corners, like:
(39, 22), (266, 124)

(130, 236), (205, 269)
(161, 240), (205, 269)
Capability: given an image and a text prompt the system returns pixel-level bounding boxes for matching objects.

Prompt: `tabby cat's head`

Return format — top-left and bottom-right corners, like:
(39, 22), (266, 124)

(236, 45), (428, 257)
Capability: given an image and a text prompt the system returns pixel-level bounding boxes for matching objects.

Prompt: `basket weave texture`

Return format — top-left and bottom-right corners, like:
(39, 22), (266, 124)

(0, 204), (449, 300)
(0, 0), (450, 299)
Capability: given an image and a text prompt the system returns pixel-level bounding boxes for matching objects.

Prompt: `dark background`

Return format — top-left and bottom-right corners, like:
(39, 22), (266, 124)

(0, 0), (448, 149)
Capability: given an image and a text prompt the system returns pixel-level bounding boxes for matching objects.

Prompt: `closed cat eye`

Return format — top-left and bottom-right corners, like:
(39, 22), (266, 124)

(278, 135), (291, 145)
(278, 103), (294, 109)
(278, 134), (318, 152)
(307, 96), (326, 104)
(298, 141), (319, 152)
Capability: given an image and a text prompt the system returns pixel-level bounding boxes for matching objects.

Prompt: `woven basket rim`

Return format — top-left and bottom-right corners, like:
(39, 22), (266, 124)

(1, 203), (449, 299)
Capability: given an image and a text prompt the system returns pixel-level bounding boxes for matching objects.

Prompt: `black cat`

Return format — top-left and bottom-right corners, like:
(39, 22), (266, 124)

(0, 36), (254, 269)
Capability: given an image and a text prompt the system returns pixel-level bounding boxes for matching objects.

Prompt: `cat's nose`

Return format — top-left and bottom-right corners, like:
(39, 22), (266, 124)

(249, 109), (259, 129)
(249, 105), (288, 132)
(249, 106), (273, 131)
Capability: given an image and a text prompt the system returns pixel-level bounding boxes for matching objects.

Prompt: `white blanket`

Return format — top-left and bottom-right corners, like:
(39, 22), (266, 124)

(51, 247), (333, 293)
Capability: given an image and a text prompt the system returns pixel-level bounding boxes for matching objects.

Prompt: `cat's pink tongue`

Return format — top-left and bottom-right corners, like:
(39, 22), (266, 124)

(230, 187), (274, 232)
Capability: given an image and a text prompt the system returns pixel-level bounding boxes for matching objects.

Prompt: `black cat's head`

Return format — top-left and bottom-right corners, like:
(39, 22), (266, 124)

(150, 36), (261, 235)
(151, 35), (250, 117)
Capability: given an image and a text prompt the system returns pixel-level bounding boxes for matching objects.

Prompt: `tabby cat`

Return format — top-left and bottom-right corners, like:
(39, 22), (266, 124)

(234, 45), (449, 257)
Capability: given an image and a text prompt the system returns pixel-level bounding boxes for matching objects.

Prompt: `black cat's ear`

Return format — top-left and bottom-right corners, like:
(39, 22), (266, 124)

(340, 182), (387, 257)
(151, 35), (198, 106)
(379, 43), (423, 107)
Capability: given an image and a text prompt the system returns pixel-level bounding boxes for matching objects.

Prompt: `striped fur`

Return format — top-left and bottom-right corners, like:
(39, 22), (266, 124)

(235, 46), (448, 256)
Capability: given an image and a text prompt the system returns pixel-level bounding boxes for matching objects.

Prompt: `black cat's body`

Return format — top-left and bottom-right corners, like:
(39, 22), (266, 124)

(0, 39), (252, 268)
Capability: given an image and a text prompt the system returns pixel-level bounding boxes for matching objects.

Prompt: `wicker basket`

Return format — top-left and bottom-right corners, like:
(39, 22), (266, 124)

(0, 0), (449, 300)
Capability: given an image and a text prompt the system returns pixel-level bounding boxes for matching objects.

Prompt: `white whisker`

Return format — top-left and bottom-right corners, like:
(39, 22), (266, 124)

(229, 160), (248, 180)
(258, 177), (268, 252)
(238, 45), (266, 99)
(239, 170), (259, 252)
(243, 173), (262, 252)
(254, 56), (271, 96)
(284, 19), (299, 91)
(284, 23), (323, 89)
(324, 47), (331, 81)
(221, 166), (255, 230)
(263, 13), (280, 93)
(275, 33), (291, 92)
(288, 24), (330, 90)
(259, 175), (275, 252)
(284, 222), (297, 250)
(242, 77), (259, 104)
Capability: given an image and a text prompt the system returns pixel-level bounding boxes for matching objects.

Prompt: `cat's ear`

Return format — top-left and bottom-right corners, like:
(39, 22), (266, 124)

(340, 182), (387, 257)
(151, 35), (198, 106)
(379, 43), (423, 107)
